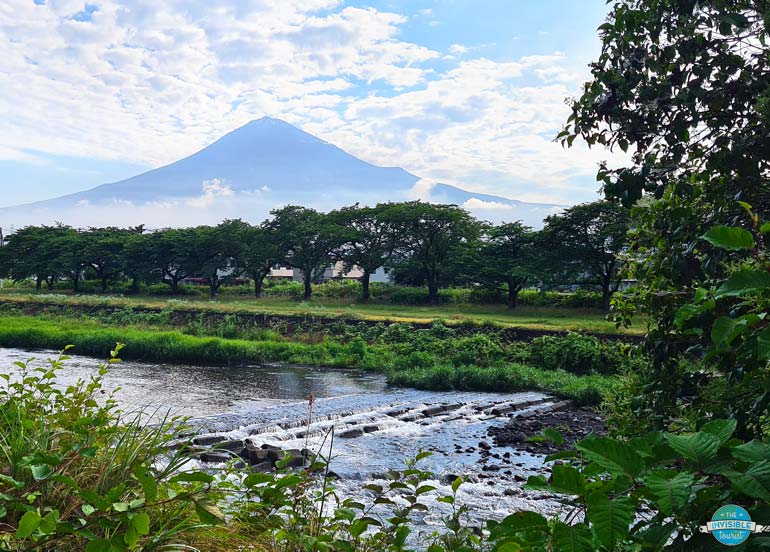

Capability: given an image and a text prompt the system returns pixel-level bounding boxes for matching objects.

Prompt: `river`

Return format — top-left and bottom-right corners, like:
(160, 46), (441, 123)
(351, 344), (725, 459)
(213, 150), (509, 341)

(0, 347), (563, 533)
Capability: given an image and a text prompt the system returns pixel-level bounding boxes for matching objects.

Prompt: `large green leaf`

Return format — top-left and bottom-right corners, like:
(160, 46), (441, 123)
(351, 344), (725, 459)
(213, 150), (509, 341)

(489, 511), (550, 545)
(700, 419), (737, 445)
(710, 317), (738, 346)
(551, 521), (594, 552)
(664, 432), (721, 466)
(644, 470), (695, 515)
(586, 492), (634, 550)
(723, 461), (770, 501)
(732, 440), (770, 463)
(550, 464), (586, 495)
(716, 269), (770, 298)
(633, 522), (677, 549)
(577, 437), (644, 477)
(16, 511), (41, 538)
(702, 225), (755, 250)
(757, 327), (770, 360)
(194, 499), (225, 526)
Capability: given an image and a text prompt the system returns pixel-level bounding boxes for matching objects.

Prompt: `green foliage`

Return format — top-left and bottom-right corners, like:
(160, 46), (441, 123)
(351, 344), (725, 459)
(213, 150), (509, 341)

(461, 222), (541, 308)
(503, 421), (770, 551)
(385, 201), (481, 303)
(0, 348), (223, 550)
(541, 201), (631, 310)
(517, 333), (636, 376)
(387, 362), (614, 406)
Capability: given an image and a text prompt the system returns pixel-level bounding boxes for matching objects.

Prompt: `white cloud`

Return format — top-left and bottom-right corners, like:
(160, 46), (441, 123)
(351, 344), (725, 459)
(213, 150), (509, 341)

(187, 179), (234, 208)
(448, 44), (467, 55)
(461, 198), (516, 210)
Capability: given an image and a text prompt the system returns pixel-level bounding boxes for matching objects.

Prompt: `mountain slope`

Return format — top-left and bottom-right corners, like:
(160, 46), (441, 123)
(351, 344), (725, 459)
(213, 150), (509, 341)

(0, 117), (561, 227)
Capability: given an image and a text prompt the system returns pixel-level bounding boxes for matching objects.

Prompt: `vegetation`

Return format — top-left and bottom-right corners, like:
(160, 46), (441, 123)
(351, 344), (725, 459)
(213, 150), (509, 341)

(563, 0), (770, 439)
(0, 290), (642, 334)
(0, 348), (221, 551)
(0, 199), (629, 308)
(541, 201), (631, 310)
(0, 312), (628, 405)
(3, 0), (770, 548)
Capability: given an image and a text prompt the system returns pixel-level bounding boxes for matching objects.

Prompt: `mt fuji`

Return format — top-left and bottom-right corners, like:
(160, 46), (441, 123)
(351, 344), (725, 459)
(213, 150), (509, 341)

(0, 118), (561, 228)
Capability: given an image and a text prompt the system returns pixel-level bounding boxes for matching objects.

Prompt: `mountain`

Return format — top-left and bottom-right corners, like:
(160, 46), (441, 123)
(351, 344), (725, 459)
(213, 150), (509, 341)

(0, 117), (561, 228)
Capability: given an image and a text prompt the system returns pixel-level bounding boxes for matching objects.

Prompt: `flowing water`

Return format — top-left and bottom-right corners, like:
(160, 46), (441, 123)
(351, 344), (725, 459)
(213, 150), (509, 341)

(0, 347), (564, 531)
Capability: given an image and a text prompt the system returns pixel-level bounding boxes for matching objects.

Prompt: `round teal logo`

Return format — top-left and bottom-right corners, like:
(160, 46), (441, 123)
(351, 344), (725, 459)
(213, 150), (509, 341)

(708, 505), (753, 546)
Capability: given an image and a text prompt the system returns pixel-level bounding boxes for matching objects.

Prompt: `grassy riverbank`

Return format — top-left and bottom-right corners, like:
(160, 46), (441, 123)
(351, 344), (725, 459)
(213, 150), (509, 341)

(0, 290), (644, 334)
(0, 312), (630, 406)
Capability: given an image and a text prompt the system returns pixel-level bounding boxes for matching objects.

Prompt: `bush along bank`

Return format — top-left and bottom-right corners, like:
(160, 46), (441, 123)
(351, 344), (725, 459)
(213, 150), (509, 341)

(0, 314), (640, 405)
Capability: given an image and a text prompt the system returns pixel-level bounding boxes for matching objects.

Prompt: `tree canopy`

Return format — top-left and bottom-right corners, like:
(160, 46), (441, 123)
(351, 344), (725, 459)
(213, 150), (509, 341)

(563, 0), (770, 437)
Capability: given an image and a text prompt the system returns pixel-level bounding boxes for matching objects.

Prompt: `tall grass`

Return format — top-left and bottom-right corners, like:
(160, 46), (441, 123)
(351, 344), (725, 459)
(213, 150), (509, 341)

(0, 315), (373, 368)
(387, 363), (613, 406)
(0, 349), (216, 550)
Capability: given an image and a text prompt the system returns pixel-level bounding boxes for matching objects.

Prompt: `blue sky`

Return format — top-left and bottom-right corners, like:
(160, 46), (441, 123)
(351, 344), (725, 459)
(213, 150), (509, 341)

(0, 0), (616, 208)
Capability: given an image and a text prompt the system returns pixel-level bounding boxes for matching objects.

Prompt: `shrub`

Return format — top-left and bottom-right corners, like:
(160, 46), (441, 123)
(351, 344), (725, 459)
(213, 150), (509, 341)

(146, 283), (202, 296)
(525, 333), (630, 376)
(449, 334), (504, 367)
(0, 348), (224, 550)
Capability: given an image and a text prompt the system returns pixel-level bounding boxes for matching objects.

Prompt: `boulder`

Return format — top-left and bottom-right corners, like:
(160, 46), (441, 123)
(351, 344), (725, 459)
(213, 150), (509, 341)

(199, 451), (232, 464)
(251, 461), (273, 473)
(214, 439), (245, 453)
(193, 435), (226, 447)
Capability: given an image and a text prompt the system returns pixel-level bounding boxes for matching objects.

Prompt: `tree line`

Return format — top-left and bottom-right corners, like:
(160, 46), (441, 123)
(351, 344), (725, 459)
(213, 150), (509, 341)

(0, 200), (630, 309)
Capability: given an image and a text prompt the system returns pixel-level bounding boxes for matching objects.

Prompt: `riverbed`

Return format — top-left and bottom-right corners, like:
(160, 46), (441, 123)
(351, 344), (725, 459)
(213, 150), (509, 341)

(0, 347), (565, 531)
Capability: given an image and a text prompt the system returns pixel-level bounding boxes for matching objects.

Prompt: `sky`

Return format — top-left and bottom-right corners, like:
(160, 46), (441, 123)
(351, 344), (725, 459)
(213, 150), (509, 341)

(0, 0), (618, 209)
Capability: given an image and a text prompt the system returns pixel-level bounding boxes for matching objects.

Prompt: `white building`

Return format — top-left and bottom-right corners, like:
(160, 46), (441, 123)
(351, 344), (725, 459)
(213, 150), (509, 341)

(271, 261), (389, 283)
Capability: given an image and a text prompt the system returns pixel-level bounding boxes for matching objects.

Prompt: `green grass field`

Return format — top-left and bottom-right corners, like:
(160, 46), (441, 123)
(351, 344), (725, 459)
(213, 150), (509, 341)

(0, 290), (645, 335)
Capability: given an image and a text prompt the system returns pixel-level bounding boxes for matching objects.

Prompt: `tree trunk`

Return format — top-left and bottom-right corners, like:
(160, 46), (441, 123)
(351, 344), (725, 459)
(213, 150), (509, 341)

(601, 277), (612, 311)
(131, 275), (139, 294)
(254, 275), (263, 298)
(427, 275), (439, 305)
(101, 276), (108, 292)
(73, 273), (80, 292)
(507, 280), (519, 310)
(361, 270), (371, 302)
(303, 271), (312, 301)
(171, 278), (179, 294)
(209, 274), (218, 298)
(35, 277), (42, 290)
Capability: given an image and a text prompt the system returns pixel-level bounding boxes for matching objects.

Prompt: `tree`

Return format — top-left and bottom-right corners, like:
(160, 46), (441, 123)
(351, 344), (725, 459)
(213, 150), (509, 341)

(52, 228), (87, 292)
(562, 0), (770, 436)
(0, 226), (66, 289)
(541, 201), (630, 311)
(241, 221), (285, 298)
(466, 222), (540, 309)
(137, 229), (195, 294)
(270, 206), (350, 300)
(122, 230), (160, 293)
(81, 228), (134, 292)
(330, 203), (401, 301)
(387, 202), (480, 304)
(182, 221), (249, 298)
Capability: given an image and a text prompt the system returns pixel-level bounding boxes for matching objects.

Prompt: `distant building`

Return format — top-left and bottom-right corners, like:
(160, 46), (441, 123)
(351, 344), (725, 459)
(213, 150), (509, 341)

(280, 262), (389, 283)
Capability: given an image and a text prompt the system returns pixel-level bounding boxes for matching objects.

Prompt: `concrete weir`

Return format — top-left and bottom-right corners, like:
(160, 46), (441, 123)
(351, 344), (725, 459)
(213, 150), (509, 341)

(183, 392), (570, 474)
